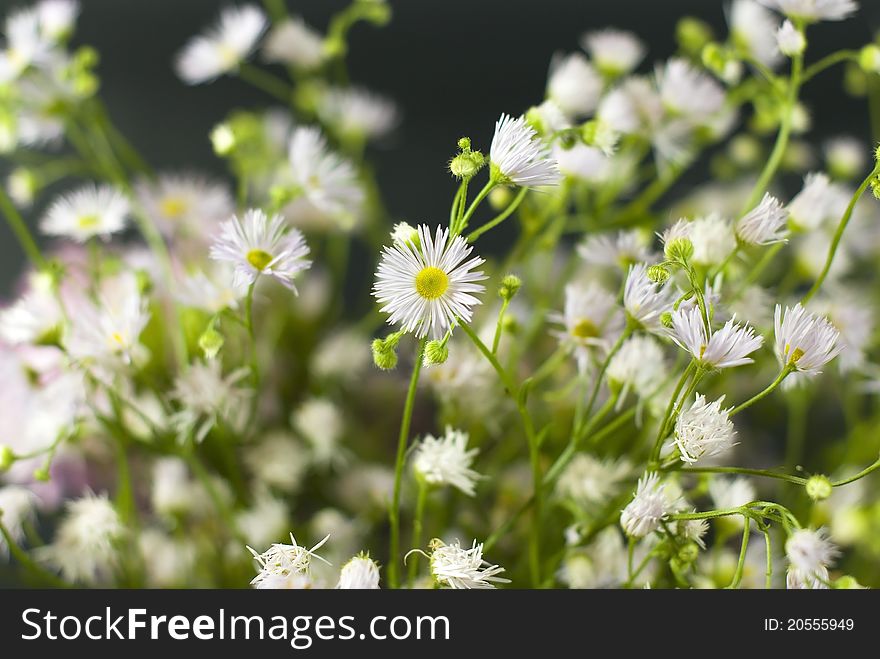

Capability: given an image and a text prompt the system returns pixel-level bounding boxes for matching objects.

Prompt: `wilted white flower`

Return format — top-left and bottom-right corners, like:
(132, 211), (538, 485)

(775, 19), (805, 56)
(413, 427), (481, 496)
(373, 224), (486, 339)
(623, 263), (676, 333)
(581, 29), (645, 76)
(607, 334), (667, 401)
(671, 305), (764, 369)
(489, 113), (561, 187)
(40, 185), (130, 242)
(287, 126), (364, 229)
(547, 52), (602, 117)
(674, 394), (737, 463)
(210, 209), (311, 290)
(171, 360), (251, 442)
(774, 304), (841, 375)
(620, 473), (678, 538)
(248, 533), (330, 589)
(736, 193), (789, 245)
(337, 554), (381, 589)
(758, 0), (857, 23)
(578, 230), (654, 270)
(689, 214), (736, 266)
(551, 282), (624, 373)
(136, 174), (233, 238)
(316, 86), (398, 141)
(175, 4), (267, 84)
(0, 485), (38, 556)
(785, 528), (839, 589)
(556, 454), (631, 507)
(38, 492), (124, 584)
(262, 17), (324, 69)
(427, 538), (509, 589)
(730, 0), (782, 66)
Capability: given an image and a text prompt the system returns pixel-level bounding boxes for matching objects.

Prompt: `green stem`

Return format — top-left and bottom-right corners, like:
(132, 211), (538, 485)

(408, 480), (429, 586)
(740, 52), (803, 216)
(455, 180), (496, 236)
(649, 362), (698, 467)
(800, 49), (859, 83)
(183, 451), (247, 546)
(0, 186), (45, 269)
(237, 63), (294, 103)
(802, 163), (880, 304)
(675, 465), (806, 485)
(0, 519), (70, 588)
(388, 339), (427, 589)
(730, 366), (793, 416)
(833, 457), (880, 487)
(611, 163), (684, 227)
(763, 528), (773, 590)
(730, 242), (784, 302)
(262, 0), (288, 21)
(491, 299), (510, 355)
(728, 516), (751, 589)
(467, 186), (528, 242)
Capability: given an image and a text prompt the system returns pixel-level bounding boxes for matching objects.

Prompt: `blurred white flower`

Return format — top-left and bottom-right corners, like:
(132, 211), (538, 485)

(546, 52), (602, 118)
(262, 17), (324, 69)
(40, 184), (130, 242)
(413, 427), (481, 496)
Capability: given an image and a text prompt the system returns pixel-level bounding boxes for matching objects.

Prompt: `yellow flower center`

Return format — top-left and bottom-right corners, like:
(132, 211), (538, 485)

(160, 196), (189, 218)
(77, 214), (100, 229)
(789, 347), (804, 364)
(247, 249), (274, 271)
(571, 318), (600, 339)
(415, 266), (449, 300)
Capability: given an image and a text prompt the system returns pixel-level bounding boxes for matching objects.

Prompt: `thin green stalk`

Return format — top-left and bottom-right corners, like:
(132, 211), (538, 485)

(730, 242), (784, 302)
(832, 457), (880, 487)
(262, 0), (288, 21)
(675, 465), (806, 485)
(467, 186), (528, 242)
(740, 52), (802, 215)
(0, 187), (46, 269)
(455, 180), (496, 235)
(802, 163), (880, 304)
(491, 299), (510, 355)
(649, 361), (698, 467)
(728, 517), (751, 589)
(388, 339), (427, 589)
(237, 62), (294, 103)
(408, 480), (429, 586)
(0, 519), (70, 588)
(183, 450), (247, 547)
(800, 49), (859, 83)
(763, 528), (773, 590)
(730, 366), (793, 416)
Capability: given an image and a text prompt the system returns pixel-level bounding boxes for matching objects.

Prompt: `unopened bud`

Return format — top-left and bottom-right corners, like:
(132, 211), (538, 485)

(677, 17), (713, 56)
(199, 326), (225, 359)
(449, 151), (485, 179)
(0, 446), (14, 471)
(660, 311), (674, 328)
(647, 265), (671, 284)
(423, 340), (449, 367)
(805, 474), (833, 501)
(499, 274), (522, 301)
(664, 237), (694, 262)
(859, 44), (880, 74)
(211, 123), (236, 156)
(372, 338), (398, 371)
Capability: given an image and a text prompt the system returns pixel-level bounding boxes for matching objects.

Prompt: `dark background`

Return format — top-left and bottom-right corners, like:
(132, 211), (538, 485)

(1, 0), (879, 295)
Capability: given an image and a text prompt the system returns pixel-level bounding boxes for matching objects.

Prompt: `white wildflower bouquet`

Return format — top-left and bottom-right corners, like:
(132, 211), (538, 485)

(0, 0), (879, 591)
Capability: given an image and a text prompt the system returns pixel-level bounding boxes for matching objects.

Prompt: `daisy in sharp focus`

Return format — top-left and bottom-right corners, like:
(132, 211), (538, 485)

(489, 113), (561, 188)
(372, 224), (486, 339)
(210, 209), (311, 290)
(40, 184), (130, 242)
(174, 4), (267, 85)
(426, 538), (509, 589)
(774, 303), (841, 375)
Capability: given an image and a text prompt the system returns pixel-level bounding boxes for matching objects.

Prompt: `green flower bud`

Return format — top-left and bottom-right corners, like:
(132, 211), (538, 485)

(0, 445), (14, 471)
(199, 326), (225, 360)
(805, 474), (833, 501)
(859, 44), (880, 74)
(372, 338), (398, 371)
(871, 176), (880, 200)
(457, 137), (472, 151)
(647, 265), (671, 284)
(211, 123), (236, 156)
(449, 151), (486, 179)
(664, 237), (694, 262)
(677, 17), (713, 56)
(660, 311), (674, 328)
(499, 274), (523, 301)
(677, 541), (701, 565)
(488, 186), (513, 210)
(33, 465), (51, 482)
(423, 339), (449, 367)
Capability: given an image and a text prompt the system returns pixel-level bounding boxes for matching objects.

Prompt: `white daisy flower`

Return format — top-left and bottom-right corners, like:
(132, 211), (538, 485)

(135, 174), (233, 238)
(413, 427), (481, 496)
(581, 29), (645, 77)
(578, 230), (654, 270)
(657, 58), (725, 123)
(287, 126), (364, 229)
(546, 52), (602, 118)
(623, 263), (676, 333)
(607, 334), (667, 402)
(175, 4), (267, 85)
(36, 0), (79, 42)
(689, 213), (736, 266)
(671, 305), (764, 370)
(556, 454), (631, 507)
(248, 533), (331, 589)
(620, 473), (679, 538)
(730, 0), (783, 67)
(529, 99), (572, 134)
(787, 172), (846, 230)
(65, 272), (151, 366)
(774, 303), (841, 375)
(372, 224), (486, 339)
(736, 193), (789, 245)
(551, 282), (624, 373)
(757, 0), (858, 23)
(171, 360), (251, 443)
(0, 273), (62, 345)
(428, 538), (509, 589)
(0, 485), (38, 556)
(40, 184), (130, 242)
(262, 17), (325, 69)
(337, 554), (381, 589)
(489, 113), (561, 187)
(785, 528), (838, 590)
(776, 19), (805, 57)
(37, 492), (124, 585)
(0, 8), (49, 83)
(674, 393), (737, 463)
(316, 86), (398, 141)
(598, 76), (662, 136)
(554, 143), (608, 183)
(209, 209), (311, 290)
